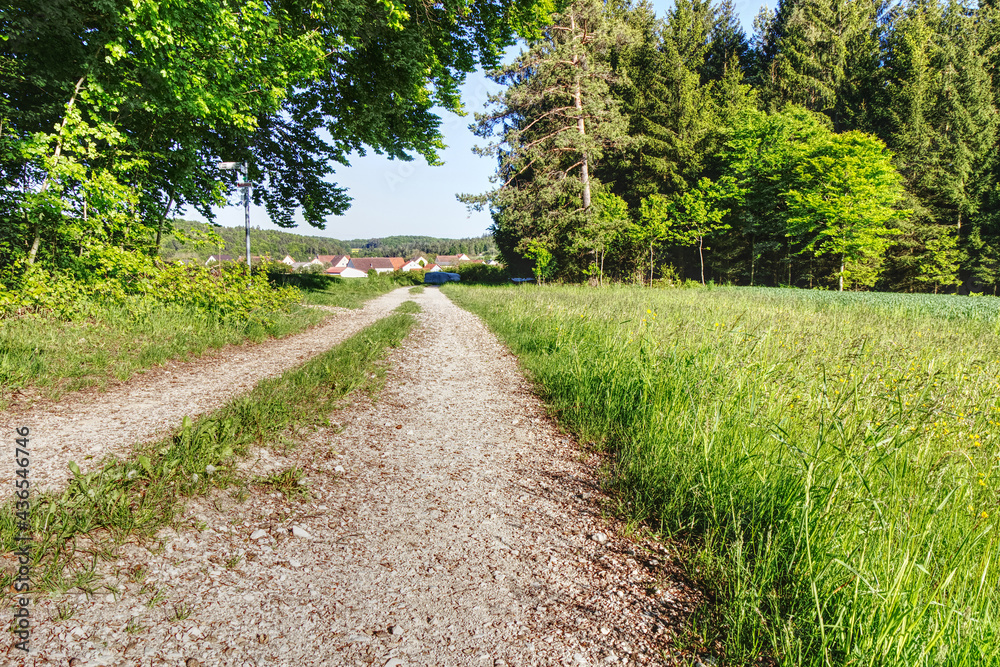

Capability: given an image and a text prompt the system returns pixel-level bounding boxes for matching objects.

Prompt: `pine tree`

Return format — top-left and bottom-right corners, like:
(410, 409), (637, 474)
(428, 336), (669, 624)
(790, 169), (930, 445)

(758, 0), (879, 131)
(461, 0), (629, 279)
(881, 0), (998, 290)
(609, 0), (715, 207)
(702, 0), (751, 83)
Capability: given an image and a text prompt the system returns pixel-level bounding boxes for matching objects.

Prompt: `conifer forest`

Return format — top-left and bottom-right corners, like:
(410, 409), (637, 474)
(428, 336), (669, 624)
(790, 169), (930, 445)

(463, 0), (1000, 293)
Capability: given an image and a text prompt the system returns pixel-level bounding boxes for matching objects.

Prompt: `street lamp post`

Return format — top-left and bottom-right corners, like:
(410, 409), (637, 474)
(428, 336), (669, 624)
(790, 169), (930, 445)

(217, 161), (252, 280)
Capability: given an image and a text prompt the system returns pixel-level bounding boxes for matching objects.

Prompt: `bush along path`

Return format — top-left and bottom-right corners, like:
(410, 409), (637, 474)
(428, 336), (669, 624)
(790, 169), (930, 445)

(6, 287), (701, 666)
(0, 287), (415, 494)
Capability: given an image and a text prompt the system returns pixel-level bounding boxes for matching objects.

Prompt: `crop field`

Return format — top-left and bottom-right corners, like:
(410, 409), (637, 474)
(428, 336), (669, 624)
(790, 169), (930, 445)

(446, 284), (1000, 667)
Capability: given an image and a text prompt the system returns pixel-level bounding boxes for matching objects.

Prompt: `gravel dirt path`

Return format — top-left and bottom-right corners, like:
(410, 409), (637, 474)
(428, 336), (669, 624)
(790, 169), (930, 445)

(0, 288), (413, 493)
(8, 287), (700, 666)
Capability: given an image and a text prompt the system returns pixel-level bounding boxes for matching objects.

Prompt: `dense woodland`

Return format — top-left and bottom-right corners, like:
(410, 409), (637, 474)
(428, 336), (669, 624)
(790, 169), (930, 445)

(345, 235), (498, 258)
(464, 0), (1000, 292)
(161, 221), (497, 262)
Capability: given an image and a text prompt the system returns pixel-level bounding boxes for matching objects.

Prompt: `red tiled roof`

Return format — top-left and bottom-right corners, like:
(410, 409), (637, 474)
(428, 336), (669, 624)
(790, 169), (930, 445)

(317, 254), (350, 264)
(389, 257), (406, 270)
(349, 257), (396, 272)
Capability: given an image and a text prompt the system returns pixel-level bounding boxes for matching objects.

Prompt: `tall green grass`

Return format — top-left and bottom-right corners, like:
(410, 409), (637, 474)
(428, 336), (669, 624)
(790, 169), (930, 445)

(446, 284), (1000, 667)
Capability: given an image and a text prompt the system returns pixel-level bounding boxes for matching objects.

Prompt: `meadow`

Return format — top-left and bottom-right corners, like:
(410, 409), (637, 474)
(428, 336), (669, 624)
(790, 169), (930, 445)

(445, 284), (1000, 667)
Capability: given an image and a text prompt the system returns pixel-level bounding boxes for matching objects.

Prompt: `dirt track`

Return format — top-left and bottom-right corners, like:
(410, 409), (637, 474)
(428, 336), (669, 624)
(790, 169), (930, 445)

(0, 289), (413, 493)
(6, 287), (698, 666)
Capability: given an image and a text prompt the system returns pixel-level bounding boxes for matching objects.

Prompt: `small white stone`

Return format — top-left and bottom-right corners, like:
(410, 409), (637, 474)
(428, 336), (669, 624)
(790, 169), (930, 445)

(288, 559), (303, 568)
(591, 532), (608, 544)
(600, 627), (611, 635)
(390, 624), (404, 636)
(291, 526), (312, 539)
(384, 659), (404, 667)
(334, 465), (346, 473)
(250, 529), (268, 540)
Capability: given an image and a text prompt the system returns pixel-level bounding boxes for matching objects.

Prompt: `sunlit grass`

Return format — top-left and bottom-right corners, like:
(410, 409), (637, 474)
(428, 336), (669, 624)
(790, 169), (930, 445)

(0, 300), (324, 406)
(446, 283), (1000, 667)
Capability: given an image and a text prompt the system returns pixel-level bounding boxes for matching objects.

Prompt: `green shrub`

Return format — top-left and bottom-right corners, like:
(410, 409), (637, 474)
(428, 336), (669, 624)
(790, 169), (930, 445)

(452, 263), (509, 284)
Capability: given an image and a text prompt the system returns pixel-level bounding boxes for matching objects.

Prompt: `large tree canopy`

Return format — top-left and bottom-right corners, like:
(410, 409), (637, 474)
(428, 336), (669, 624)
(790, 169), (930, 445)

(0, 0), (555, 273)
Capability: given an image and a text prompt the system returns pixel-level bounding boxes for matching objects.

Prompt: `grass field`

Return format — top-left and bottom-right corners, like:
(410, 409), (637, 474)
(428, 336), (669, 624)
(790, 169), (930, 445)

(446, 284), (1000, 667)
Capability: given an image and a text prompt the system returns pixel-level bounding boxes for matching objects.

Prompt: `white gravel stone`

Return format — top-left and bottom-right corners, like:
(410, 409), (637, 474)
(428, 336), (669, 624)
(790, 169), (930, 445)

(591, 532), (608, 544)
(249, 529), (268, 540)
(291, 526), (312, 539)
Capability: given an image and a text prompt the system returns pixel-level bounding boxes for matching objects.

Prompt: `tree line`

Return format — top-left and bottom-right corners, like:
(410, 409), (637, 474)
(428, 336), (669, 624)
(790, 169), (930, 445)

(462, 0), (1000, 292)
(345, 235), (498, 258)
(160, 222), (497, 262)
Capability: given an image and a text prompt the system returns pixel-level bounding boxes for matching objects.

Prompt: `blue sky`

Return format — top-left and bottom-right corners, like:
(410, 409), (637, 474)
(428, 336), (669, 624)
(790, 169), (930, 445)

(182, 0), (767, 241)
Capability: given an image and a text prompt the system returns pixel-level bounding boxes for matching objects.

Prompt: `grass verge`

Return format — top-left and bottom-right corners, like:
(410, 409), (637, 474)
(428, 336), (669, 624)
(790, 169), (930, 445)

(445, 283), (1000, 667)
(0, 300), (326, 407)
(0, 302), (419, 593)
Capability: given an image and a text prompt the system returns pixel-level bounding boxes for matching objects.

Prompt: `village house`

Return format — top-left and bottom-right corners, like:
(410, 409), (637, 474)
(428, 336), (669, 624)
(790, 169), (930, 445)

(316, 254), (350, 267)
(348, 258), (397, 274)
(400, 257), (428, 271)
(206, 254), (236, 265)
(290, 259), (322, 271)
(434, 254), (469, 267)
(325, 265), (367, 278)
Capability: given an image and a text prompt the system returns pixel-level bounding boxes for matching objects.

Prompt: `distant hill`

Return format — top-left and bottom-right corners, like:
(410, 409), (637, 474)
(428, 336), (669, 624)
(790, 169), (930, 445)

(160, 221), (496, 262)
(344, 235), (497, 258)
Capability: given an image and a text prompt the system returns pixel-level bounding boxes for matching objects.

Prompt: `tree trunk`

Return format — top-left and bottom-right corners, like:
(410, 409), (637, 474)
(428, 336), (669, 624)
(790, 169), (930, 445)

(26, 75), (87, 266)
(839, 256), (845, 292)
(155, 193), (176, 252)
(571, 13), (590, 210)
(649, 244), (654, 286)
(698, 235), (706, 285)
(27, 226), (41, 265)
